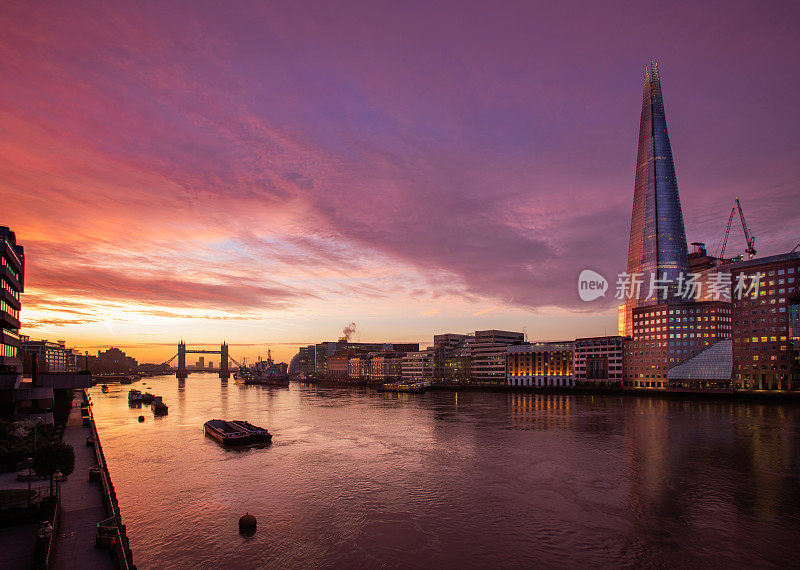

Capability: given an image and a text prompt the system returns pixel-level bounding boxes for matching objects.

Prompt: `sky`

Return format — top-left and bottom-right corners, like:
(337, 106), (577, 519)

(2, 0), (799, 364)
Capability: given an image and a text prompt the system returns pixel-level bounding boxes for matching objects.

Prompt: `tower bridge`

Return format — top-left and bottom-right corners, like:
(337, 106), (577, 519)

(159, 342), (243, 379)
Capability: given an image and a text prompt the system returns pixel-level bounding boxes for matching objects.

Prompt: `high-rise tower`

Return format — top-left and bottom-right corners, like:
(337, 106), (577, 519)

(621, 62), (690, 336)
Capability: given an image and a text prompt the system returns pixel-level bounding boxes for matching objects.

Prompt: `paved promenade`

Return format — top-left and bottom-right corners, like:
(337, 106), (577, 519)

(52, 394), (115, 570)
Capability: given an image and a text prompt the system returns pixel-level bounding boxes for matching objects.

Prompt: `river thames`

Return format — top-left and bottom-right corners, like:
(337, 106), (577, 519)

(89, 374), (800, 569)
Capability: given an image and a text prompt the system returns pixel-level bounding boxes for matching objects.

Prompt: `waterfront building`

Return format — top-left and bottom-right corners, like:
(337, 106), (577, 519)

(621, 62), (690, 336)
(20, 336), (74, 373)
(433, 333), (471, 352)
(327, 350), (361, 380)
(432, 333), (473, 385)
(623, 301), (732, 389)
(470, 330), (524, 386)
(506, 342), (574, 388)
(573, 336), (625, 387)
(289, 345), (316, 376)
(348, 354), (370, 381)
(315, 340), (346, 375)
(729, 252), (800, 390)
(86, 347), (138, 374)
(401, 349), (439, 383)
(369, 351), (405, 383)
(0, 226), (23, 373)
(316, 341), (412, 376)
(666, 339), (733, 391)
(389, 343), (422, 353)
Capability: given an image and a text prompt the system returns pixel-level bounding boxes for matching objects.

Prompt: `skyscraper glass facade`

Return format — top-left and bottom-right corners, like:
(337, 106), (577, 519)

(622, 62), (690, 336)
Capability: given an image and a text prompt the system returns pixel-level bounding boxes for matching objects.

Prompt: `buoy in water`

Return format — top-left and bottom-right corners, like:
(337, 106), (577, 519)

(138, 415), (145, 423)
(239, 513), (257, 534)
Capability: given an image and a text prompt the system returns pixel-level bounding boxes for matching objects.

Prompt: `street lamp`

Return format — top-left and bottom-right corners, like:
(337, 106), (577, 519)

(53, 470), (62, 506)
(27, 457), (33, 507)
(49, 469), (62, 500)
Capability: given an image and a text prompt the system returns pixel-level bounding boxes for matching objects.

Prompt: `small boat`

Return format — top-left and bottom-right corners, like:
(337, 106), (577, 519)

(377, 382), (428, 393)
(204, 419), (272, 446)
(101, 384), (109, 393)
(128, 389), (143, 403)
(151, 396), (168, 415)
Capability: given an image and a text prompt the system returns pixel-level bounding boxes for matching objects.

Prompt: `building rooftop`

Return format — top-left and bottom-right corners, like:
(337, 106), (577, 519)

(728, 251), (800, 270)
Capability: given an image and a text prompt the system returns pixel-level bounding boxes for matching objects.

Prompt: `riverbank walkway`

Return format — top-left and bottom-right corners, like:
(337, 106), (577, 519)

(52, 394), (115, 570)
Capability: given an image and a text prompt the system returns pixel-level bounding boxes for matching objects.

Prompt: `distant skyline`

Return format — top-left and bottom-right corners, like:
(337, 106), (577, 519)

(2, 1), (799, 363)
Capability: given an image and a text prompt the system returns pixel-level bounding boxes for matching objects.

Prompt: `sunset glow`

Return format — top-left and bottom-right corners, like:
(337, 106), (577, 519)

(2, 1), (798, 363)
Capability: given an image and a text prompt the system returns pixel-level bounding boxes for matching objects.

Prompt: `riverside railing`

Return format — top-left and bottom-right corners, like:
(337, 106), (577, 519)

(83, 390), (135, 570)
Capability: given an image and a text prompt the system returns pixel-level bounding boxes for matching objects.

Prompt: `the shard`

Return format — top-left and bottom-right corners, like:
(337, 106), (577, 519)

(621, 62), (690, 336)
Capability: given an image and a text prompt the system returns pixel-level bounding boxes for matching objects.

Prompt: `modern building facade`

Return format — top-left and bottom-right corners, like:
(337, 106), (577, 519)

(623, 301), (732, 388)
(730, 252), (800, 390)
(348, 354), (370, 381)
(401, 349), (439, 383)
(369, 351), (405, 383)
(1, 226), (23, 372)
(316, 341), (418, 377)
(574, 336), (625, 387)
(621, 62), (691, 336)
(20, 337), (75, 373)
(470, 330), (525, 386)
(506, 342), (574, 388)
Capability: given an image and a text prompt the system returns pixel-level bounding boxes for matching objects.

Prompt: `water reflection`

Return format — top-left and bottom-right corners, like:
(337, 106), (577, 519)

(90, 375), (800, 569)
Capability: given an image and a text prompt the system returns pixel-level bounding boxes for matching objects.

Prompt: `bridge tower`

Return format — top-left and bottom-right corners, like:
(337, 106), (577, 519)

(177, 341), (188, 379)
(220, 342), (229, 379)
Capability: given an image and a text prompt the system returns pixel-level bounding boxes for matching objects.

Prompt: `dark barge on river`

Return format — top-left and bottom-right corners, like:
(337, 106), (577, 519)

(204, 420), (272, 446)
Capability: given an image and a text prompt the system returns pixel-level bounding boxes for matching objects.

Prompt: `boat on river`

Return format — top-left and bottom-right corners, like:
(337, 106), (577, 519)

(377, 381), (430, 393)
(204, 419), (272, 446)
(151, 396), (168, 415)
(128, 389), (143, 403)
(236, 350), (289, 387)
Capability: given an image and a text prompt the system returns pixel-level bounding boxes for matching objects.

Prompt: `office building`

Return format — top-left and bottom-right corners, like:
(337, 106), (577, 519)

(729, 252), (800, 390)
(621, 62), (690, 336)
(401, 349), (439, 382)
(20, 337), (73, 373)
(1, 226), (23, 372)
(289, 345), (316, 376)
(369, 351), (405, 383)
(317, 341), (418, 377)
(432, 333), (473, 385)
(348, 354), (370, 381)
(573, 336), (625, 387)
(623, 301), (732, 389)
(470, 330), (525, 386)
(506, 342), (573, 388)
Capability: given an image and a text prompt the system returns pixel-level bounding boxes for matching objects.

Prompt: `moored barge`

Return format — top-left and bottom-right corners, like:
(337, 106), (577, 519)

(151, 396), (168, 415)
(204, 419), (272, 446)
(377, 381), (429, 393)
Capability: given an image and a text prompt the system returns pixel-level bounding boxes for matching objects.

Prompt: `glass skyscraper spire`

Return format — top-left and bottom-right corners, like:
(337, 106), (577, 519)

(621, 62), (690, 336)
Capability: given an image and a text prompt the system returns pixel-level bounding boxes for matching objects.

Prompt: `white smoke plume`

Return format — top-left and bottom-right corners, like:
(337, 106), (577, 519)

(342, 322), (357, 341)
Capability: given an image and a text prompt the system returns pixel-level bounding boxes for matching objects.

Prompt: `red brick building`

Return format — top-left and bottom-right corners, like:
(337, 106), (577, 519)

(730, 252), (800, 390)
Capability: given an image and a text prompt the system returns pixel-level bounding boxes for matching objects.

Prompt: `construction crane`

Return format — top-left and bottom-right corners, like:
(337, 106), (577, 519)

(719, 197), (757, 260)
